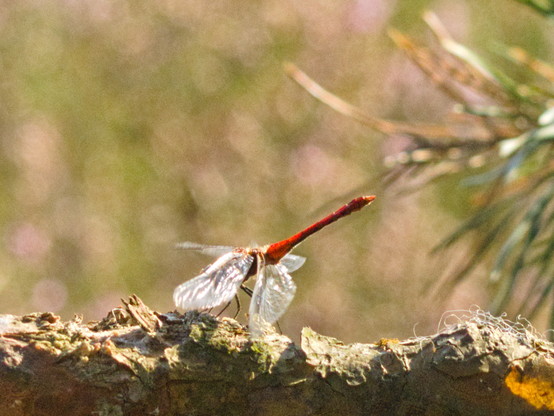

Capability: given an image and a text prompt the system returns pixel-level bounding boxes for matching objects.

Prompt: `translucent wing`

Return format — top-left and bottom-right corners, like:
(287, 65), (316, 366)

(279, 253), (306, 273)
(249, 259), (297, 337)
(174, 251), (254, 311)
(175, 241), (236, 258)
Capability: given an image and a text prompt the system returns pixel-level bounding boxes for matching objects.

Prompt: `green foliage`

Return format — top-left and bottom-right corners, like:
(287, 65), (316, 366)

(515, 0), (554, 16)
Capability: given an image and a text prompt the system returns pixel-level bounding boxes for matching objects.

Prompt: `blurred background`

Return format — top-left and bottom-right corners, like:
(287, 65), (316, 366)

(0, 0), (551, 343)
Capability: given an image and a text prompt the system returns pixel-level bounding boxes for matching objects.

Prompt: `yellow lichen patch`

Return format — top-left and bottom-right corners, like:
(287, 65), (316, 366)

(505, 367), (554, 410)
(375, 338), (400, 348)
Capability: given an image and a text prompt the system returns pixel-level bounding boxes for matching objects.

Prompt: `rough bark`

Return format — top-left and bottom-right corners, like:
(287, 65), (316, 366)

(0, 295), (553, 416)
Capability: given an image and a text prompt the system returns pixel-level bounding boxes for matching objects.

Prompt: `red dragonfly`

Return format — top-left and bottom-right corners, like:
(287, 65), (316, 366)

(174, 195), (375, 337)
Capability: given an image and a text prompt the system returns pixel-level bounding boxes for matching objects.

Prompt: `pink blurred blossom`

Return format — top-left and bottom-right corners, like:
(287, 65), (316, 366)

(31, 278), (68, 312)
(345, 0), (396, 33)
(7, 223), (51, 263)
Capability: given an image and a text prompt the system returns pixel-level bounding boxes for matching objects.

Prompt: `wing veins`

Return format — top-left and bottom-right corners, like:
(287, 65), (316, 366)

(249, 260), (297, 337)
(174, 251), (254, 311)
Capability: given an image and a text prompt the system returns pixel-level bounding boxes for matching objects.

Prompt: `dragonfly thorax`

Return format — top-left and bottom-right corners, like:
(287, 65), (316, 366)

(235, 246), (276, 281)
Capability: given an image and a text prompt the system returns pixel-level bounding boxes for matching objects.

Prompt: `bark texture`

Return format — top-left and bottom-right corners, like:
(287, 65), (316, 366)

(0, 295), (553, 416)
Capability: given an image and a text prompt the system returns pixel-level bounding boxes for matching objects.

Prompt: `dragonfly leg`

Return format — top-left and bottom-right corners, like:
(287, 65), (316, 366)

(233, 295), (241, 319)
(275, 320), (282, 335)
(240, 285), (253, 297)
(216, 301), (232, 317)
(231, 285), (253, 318)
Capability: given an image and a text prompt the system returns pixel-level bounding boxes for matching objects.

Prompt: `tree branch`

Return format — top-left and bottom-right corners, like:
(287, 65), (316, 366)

(0, 295), (552, 415)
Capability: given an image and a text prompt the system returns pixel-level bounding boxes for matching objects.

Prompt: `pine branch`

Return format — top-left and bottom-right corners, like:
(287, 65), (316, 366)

(285, 10), (554, 330)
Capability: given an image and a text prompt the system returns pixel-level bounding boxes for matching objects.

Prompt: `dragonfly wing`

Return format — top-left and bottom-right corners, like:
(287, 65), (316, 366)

(174, 251), (254, 311)
(175, 241), (235, 258)
(279, 253), (306, 273)
(249, 262), (297, 337)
